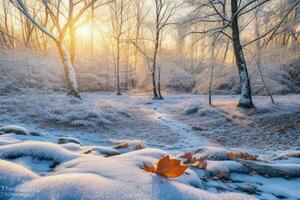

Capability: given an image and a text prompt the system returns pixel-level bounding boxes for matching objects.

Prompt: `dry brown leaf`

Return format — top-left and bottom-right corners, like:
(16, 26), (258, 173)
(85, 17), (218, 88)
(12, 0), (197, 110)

(228, 151), (256, 161)
(191, 158), (207, 169)
(142, 155), (188, 178)
(134, 144), (144, 150)
(180, 152), (207, 169)
(180, 152), (193, 163)
(83, 149), (93, 154)
(113, 142), (129, 149)
(216, 171), (228, 179)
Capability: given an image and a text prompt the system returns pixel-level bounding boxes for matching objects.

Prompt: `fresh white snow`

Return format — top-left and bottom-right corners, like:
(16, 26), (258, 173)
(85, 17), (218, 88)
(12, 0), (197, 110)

(0, 92), (300, 199)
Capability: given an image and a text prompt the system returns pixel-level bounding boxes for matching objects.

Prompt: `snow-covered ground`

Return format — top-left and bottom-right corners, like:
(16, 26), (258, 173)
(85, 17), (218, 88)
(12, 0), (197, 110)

(1, 91), (300, 199)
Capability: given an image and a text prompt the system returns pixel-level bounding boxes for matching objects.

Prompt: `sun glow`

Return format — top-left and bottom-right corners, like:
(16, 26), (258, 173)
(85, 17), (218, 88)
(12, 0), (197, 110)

(77, 25), (92, 39)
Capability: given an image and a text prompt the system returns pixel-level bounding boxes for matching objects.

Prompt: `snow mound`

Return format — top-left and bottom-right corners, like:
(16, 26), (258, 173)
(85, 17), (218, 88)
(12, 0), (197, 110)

(0, 139), (255, 200)
(0, 160), (38, 188)
(12, 173), (118, 200)
(13, 173), (253, 200)
(0, 135), (20, 145)
(194, 146), (228, 160)
(34, 148), (252, 200)
(0, 125), (29, 135)
(183, 106), (199, 115)
(85, 146), (120, 156)
(0, 141), (79, 163)
(60, 143), (85, 152)
(57, 137), (82, 145)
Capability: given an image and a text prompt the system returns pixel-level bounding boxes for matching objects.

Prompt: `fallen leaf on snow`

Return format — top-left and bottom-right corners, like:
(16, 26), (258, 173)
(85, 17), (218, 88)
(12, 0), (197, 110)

(142, 155), (188, 178)
(110, 139), (145, 150)
(83, 149), (93, 154)
(216, 171), (228, 179)
(228, 151), (257, 161)
(191, 158), (207, 169)
(180, 152), (193, 162)
(180, 152), (207, 169)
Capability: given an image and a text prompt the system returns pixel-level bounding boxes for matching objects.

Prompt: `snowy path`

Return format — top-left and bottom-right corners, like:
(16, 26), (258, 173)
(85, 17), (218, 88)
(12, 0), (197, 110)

(1, 92), (300, 153)
(137, 106), (211, 154)
(0, 92), (215, 154)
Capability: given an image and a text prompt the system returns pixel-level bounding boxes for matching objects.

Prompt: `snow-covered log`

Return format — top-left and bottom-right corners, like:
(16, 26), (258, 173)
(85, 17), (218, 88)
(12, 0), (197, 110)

(275, 150), (300, 159)
(243, 161), (300, 178)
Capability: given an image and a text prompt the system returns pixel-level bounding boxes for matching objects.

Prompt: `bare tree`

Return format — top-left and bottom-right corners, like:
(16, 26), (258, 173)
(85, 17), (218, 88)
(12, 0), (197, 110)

(10, 0), (107, 98)
(2, 0), (15, 47)
(131, 0), (147, 88)
(184, 0), (292, 108)
(109, 0), (131, 95)
(151, 0), (178, 100)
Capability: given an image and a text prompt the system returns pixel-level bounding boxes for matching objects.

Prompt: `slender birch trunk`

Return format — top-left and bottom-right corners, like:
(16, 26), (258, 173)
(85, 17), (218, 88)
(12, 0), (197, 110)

(56, 41), (80, 98)
(152, 27), (160, 100)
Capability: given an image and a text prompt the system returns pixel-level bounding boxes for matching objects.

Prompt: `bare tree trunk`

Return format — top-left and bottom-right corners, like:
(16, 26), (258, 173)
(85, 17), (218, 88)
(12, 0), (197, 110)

(254, 6), (275, 104)
(56, 41), (80, 98)
(223, 39), (229, 63)
(116, 38), (122, 95)
(209, 39), (216, 106)
(157, 66), (163, 99)
(70, 23), (76, 65)
(231, 0), (254, 108)
(152, 29), (160, 100)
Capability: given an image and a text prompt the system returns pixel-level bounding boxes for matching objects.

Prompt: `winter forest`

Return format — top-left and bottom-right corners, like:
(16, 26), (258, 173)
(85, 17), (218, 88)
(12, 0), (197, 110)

(0, 0), (300, 199)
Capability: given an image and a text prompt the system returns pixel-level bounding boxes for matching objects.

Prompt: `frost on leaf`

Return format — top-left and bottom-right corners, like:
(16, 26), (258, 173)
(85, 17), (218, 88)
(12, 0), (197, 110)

(142, 155), (188, 178)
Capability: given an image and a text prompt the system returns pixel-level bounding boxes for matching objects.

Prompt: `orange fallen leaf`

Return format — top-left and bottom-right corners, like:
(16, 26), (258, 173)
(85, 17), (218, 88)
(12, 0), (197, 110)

(228, 151), (256, 161)
(142, 155), (188, 178)
(156, 155), (188, 178)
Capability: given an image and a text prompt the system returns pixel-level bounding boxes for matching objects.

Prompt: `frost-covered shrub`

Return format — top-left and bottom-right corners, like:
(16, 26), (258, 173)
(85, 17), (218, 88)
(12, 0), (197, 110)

(193, 46), (300, 95)
(0, 48), (115, 94)
(0, 48), (64, 94)
(165, 69), (196, 92)
(193, 65), (240, 95)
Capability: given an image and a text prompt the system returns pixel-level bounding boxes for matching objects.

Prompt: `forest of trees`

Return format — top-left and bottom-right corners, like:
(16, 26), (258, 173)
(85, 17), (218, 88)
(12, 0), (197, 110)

(1, 0), (300, 108)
